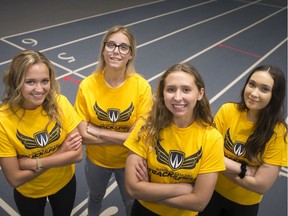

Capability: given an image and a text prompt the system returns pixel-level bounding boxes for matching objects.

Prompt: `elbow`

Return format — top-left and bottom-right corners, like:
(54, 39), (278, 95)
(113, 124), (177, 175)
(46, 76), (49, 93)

(125, 184), (137, 199)
(74, 154), (83, 163)
(196, 203), (208, 212)
(125, 182), (142, 200)
(253, 187), (266, 195)
(192, 197), (210, 212)
(6, 178), (24, 188)
(74, 150), (83, 163)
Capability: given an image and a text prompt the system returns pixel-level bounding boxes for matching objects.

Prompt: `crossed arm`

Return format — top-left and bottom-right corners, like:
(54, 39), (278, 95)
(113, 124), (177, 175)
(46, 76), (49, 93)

(77, 121), (130, 145)
(223, 157), (281, 194)
(0, 128), (82, 188)
(125, 151), (219, 212)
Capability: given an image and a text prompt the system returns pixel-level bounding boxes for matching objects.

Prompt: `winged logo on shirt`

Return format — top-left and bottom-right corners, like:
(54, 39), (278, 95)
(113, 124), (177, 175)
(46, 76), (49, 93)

(155, 141), (202, 171)
(16, 123), (61, 149)
(224, 128), (246, 157)
(94, 102), (134, 123)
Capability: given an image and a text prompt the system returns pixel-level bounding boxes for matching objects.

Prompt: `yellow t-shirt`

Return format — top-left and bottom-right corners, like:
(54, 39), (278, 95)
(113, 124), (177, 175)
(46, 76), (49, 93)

(214, 103), (287, 205)
(0, 95), (81, 198)
(124, 120), (225, 216)
(74, 71), (152, 168)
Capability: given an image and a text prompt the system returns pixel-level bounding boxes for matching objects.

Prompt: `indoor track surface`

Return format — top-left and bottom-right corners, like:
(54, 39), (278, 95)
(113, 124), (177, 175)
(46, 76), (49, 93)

(0, 0), (287, 215)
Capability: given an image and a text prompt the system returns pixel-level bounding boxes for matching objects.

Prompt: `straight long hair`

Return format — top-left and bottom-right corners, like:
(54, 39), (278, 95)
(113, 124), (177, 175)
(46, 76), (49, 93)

(238, 65), (287, 162)
(95, 25), (136, 76)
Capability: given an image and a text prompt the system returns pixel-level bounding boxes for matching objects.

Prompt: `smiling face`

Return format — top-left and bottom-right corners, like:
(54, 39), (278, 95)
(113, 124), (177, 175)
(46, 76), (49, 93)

(102, 32), (132, 71)
(163, 71), (204, 127)
(20, 63), (51, 110)
(244, 71), (274, 118)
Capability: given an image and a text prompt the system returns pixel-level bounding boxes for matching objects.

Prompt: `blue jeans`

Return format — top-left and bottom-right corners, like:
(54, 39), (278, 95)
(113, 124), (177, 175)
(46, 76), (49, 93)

(85, 157), (133, 216)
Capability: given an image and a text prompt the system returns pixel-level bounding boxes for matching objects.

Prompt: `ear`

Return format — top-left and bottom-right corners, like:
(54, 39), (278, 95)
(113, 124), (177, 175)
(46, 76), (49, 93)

(198, 88), (204, 101)
(128, 54), (133, 60)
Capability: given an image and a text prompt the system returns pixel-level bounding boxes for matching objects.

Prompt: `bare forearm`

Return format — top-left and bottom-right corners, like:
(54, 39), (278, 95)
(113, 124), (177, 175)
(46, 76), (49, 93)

(96, 129), (130, 144)
(224, 157), (257, 176)
(79, 121), (129, 145)
(126, 181), (193, 202)
(159, 192), (207, 212)
(223, 164), (280, 194)
(0, 157), (45, 188)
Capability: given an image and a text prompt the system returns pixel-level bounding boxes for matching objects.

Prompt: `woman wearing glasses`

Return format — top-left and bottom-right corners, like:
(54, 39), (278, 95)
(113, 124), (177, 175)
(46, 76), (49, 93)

(74, 25), (152, 216)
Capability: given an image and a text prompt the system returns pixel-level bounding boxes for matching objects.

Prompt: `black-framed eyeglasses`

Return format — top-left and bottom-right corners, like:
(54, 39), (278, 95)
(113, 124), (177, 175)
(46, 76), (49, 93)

(104, 41), (131, 55)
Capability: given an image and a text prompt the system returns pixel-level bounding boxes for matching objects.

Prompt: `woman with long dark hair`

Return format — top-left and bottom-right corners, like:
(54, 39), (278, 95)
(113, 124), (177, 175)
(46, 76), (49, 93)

(200, 65), (287, 216)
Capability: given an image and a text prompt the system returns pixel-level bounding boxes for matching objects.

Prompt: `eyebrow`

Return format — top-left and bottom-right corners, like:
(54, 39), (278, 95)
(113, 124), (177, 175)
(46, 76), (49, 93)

(249, 79), (273, 89)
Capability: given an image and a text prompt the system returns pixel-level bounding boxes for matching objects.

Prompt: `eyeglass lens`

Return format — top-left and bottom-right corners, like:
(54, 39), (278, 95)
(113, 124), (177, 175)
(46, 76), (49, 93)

(104, 42), (131, 55)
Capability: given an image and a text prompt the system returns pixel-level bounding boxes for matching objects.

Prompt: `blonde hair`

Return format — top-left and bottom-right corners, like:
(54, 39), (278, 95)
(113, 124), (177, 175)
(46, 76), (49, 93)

(95, 25), (137, 76)
(1, 50), (61, 127)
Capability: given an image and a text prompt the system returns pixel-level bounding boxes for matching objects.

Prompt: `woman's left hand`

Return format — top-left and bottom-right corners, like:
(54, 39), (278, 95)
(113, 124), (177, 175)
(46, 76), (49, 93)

(135, 160), (149, 182)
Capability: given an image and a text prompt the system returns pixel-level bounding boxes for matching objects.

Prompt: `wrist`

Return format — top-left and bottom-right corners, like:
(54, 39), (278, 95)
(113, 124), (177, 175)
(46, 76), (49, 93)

(34, 158), (43, 172)
(238, 162), (247, 179)
(96, 129), (102, 139)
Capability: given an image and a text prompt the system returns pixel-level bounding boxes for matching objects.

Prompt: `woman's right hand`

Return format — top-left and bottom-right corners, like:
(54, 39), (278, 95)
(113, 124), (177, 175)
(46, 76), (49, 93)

(58, 132), (82, 153)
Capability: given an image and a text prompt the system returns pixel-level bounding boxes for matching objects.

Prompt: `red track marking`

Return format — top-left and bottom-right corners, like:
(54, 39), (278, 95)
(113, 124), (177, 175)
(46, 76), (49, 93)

(63, 76), (81, 85)
(218, 44), (262, 58)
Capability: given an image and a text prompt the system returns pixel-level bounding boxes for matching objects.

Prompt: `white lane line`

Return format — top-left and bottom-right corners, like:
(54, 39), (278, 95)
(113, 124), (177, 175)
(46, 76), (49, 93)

(72, 0), (267, 75)
(72, 180), (118, 215)
(0, 198), (20, 216)
(1, 0), (165, 39)
(39, 0), (216, 53)
(146, 7), (286, 84)
(209, 38), (287, 104)
(279, 166), (288, 178)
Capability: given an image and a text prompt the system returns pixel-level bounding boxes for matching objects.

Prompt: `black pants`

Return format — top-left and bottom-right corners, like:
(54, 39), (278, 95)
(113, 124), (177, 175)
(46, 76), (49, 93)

(199, 191), (259, 216)
(14, 175), (76, 216)
(131, 199), (160, 216)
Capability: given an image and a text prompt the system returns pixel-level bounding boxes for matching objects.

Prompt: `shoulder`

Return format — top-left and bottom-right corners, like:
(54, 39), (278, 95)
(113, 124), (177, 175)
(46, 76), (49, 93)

(0, 103), (9, 112)
(274, 122), (287, 137)
(220, 102), (238, 111)
(205, 125), (223, 138)
(216, 103), (240, 118)
(79, 73), (99, 87)
(56, 94), (72, 106)
(193, 122), (222, 138)
(127, 73), (150, 85)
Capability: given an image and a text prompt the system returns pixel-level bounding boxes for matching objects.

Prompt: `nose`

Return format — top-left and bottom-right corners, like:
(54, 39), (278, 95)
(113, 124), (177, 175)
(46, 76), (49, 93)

(250, 88), (259, 98)
(174, 90), (182, 101)
(113, 46), (120, 53)
(34, 83), (43, 92)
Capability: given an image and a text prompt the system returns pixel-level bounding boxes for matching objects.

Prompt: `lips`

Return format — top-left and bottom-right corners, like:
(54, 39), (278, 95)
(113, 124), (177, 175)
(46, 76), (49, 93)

(173, 104), (186, 109)
(248, 97), (258, 103)
(31, 93), (45, 100)
(110, 56), (121, 61)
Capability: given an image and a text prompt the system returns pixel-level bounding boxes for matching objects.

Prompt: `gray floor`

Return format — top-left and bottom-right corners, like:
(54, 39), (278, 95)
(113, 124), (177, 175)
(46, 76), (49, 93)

(0, 0), (287, 215)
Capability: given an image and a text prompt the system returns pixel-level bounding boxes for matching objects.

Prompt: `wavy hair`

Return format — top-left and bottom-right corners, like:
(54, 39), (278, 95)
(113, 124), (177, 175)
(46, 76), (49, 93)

(1, 50), (61, 127)
(95, 25), (136, 76)
(138, 62), (213, 147)
(238, 65), (287, 162)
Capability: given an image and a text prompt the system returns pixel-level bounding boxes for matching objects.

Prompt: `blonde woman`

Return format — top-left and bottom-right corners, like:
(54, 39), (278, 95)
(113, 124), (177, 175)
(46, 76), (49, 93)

(0, 50), (82, 216)
(74, 25), (152, 216)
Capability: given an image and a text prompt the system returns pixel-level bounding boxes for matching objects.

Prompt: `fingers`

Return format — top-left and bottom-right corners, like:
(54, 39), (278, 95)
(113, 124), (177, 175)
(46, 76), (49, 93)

(64, 133), (82, 150)
(135, 161), (149, 182)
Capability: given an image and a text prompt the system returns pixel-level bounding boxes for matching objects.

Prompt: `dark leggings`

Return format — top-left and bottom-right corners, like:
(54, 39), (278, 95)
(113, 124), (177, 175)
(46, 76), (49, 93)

(14, 175), (76, 216)
(131, 199), (160, 216)
(199, 191), (259, 216)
